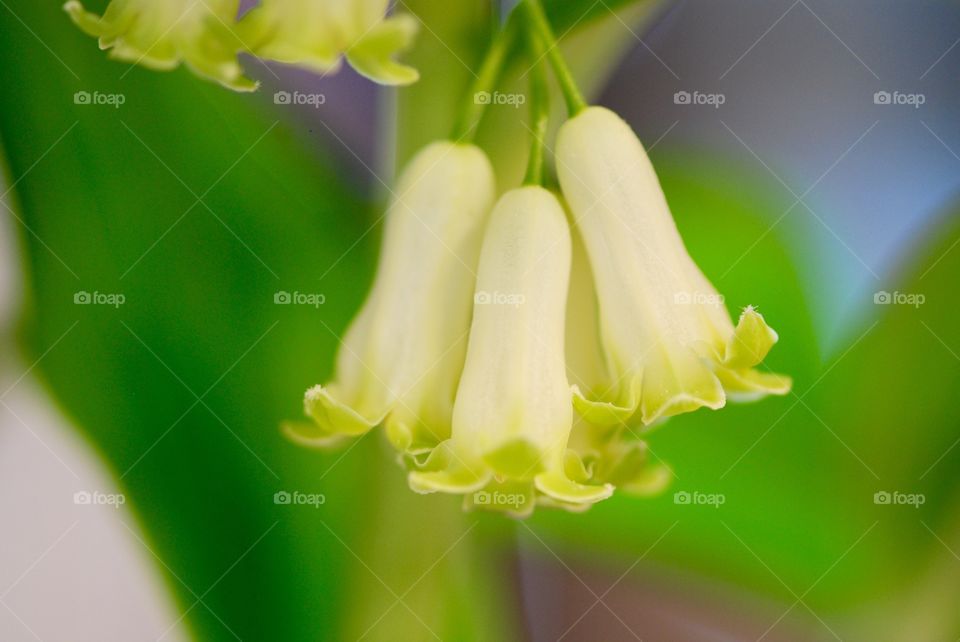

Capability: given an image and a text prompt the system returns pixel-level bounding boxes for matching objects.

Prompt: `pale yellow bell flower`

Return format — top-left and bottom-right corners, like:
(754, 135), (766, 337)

(238, 0), (419, 85)
(409, 186), (613, 514)
(64, 0), (256, 91)
(288, 141), (495, 453)
(563, 222), (671, 496)
(556, 106), (791, 427)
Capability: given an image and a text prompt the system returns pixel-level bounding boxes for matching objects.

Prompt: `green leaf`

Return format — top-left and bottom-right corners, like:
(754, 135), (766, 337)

(1, 5), (368, 641)
(804, 203), (960, 633)
(542, 0), (661, 33)
(1, 2), (512, 641)
(524, 152), (960, 636)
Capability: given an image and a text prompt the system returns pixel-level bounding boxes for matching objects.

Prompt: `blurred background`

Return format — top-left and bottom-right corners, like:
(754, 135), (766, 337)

(1, 0), (959, 640)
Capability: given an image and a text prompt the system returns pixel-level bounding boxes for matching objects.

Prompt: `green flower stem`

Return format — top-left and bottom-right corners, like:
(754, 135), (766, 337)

(451, 19), (518, 141)
(523, 29), (549, 186)
(522, 0), (587, 116)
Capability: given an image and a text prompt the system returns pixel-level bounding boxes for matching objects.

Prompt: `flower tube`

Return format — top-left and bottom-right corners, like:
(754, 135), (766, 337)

(562, 222), (671, 497)
(409, 186), (613, 514)
(64, 0), (256, 91)
(290, 141), (495, 454)
(556, 106), (790, 427)
(238, 0), (419, 85)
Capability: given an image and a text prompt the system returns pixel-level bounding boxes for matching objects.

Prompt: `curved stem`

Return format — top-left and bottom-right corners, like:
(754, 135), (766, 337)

(523, 30), (549, 186)
(522, 0), (587, 116)
(451, 20), (517, 141)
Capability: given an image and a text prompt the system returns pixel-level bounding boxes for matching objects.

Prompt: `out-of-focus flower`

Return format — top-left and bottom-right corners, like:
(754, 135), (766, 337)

(409, 186), (613, 515)
(556, 106), (791, 427)
(64, 0), (256, 91)
(287, 141), (494, 454)
(238, 0), (419, 85)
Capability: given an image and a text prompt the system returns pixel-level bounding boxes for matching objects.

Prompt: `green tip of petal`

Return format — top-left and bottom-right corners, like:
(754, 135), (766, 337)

(303, 385), (381, 437)
(384, 416), (413, 452)
(639, 349), (727, 425)
(407, 441), (490, 494)
(482, 439), (544, 479)
(65, 0), (257, 92)
(716, 368), (792, 402)
(562, 449), (595, 483)
(64, 1), (103, 36)
(281, 420), (350, 450)
(572, 384), (637, 426)
(384, 415), (442, 456)
(346, 15), (420, 85)
(724, 306), (779, 369)
(642, 389), (726, 425)
(714, 306), (792, 401)
(535, 471), (613, 504)
(408, 467), (489, 495)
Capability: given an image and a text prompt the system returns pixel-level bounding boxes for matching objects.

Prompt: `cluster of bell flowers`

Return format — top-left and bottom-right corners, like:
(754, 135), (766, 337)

(64, 0), (419, 91)
(290, 105), (792, 516)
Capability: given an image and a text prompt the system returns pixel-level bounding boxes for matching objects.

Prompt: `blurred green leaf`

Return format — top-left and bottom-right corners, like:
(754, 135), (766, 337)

(806, 202), (960, 633)
(542, 0), (660, 32)
(0, 2), (513, 641)
(0, 3), (369, 640)
(522, 152), (960, 635)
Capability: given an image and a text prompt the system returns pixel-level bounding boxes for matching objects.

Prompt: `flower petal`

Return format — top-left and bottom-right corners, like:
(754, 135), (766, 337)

(238, 0), (418, 85)
(715, 368), (792, 402)
(534, 472), (613, 504)
(556, 106), (789, 424)
(346, 15), (420, 85)
(281, 420), (352, 450)
(304, 142), (495, 450)
(410, 187), (609, 508)
(724, 305), (779, 369)
(64, 0), (256, 91)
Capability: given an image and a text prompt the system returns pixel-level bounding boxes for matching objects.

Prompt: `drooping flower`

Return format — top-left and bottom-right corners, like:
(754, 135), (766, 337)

(288, 141), (495, 453)
(64, 0), (257, 91)
(238, 0), (419, 85)
(556, 106), (791, 427)
(409, 186), (613, 515)
(562, 223), (672, 497)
